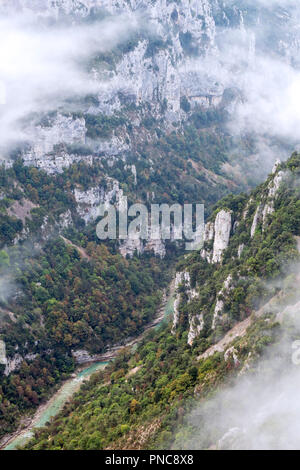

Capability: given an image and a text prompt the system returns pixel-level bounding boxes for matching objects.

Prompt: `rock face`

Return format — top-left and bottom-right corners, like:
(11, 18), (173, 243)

(262, 169), (286, 228)
(187, 313), (204, 347)
(12, 0), (222, 176)
(172, 270), (200, 345)
(172, 272), (185, 333)
(74, 177), (167, 257)
(200, 210), (232, 265)
(212, 210), (232, 263)
(3, 354), (24, 376)
(72, 349), (106, 364)
(251, 165), (287, 238)
(250, 203), (263, 238)
(237, 243), (244, 258)
(0, 340), (6, 367)
(177, 159), (293, 346)
(1, 1), (298, 184)
(143, 237), (166, 259)
(119, 238), (144, 258)
(200, 210), (232, 264)
(0, 340), (39, 376)
(201, 221), (214, 263)
(25, 114), (86, 160)
(74, 177), (123, 223)
(3, 0), (297, 121)
(212, 274), (233, 330)
(224, 346), (240, 367)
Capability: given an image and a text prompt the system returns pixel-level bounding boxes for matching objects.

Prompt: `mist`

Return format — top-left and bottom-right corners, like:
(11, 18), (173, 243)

(1, 2), (300, 174)
(182, 1), (300, 175)
(183, 334), (300, 450)
(174, 272), (300, 450)
(0, 242), (42, 305)
(186, 357), (300, 450)
(216, 31), (300, 141)
(0, 10), (138, 155)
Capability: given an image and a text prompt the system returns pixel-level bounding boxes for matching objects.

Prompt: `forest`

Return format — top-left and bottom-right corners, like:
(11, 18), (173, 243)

(23, 152), (300, 450)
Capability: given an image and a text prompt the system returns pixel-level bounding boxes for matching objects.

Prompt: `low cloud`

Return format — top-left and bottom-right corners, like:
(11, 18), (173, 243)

(0, 10), (138, 155)
(183, 329), (300, 450)
(183, 2), (300, 175)
(176, 263), (300, 450)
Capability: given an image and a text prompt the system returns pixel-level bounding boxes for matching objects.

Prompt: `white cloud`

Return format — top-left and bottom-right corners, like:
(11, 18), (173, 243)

(0, 11), (138, 154)
(184, 328), (300, 450)
(183, 8), (300, 174)
(176, 266), (300, 450)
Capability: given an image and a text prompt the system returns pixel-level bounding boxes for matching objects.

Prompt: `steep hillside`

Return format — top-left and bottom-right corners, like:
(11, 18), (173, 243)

(0, 161), (176, 439)
(1, 0), (300, 449)
(24, 152), (300, 450)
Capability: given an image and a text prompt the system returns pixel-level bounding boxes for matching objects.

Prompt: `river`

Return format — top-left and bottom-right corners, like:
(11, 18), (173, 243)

(2, 284), (175, 450)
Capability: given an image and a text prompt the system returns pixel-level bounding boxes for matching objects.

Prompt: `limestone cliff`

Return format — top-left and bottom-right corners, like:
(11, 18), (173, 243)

(173, 157), (293, 345)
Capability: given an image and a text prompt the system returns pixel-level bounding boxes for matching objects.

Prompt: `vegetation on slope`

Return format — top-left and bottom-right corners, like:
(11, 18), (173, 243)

(24, 152), (300, 450)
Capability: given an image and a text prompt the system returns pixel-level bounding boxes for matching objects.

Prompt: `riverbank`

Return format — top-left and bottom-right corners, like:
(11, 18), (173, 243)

(1, 279), (176, 451)
(2, 361), (109, 450)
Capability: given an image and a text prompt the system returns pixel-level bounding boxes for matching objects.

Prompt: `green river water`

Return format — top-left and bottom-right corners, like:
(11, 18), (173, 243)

(4, 292), (175, 450)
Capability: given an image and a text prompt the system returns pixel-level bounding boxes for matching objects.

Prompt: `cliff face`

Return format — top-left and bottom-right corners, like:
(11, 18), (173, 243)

(2, 0), (220, 174)
(0, 1), (296, 265)
(1, 1), (298, 179)
(173, 155), (297, 345)
(0, 1), (297, 262)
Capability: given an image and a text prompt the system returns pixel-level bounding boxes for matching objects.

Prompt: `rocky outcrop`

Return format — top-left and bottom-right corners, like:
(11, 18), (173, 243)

(119, 236), (166, 259)
(200, 221), (214, 263)
(224, 346), (240, 367)
(237, 243), (245, 259)
(74, 177), (123, 223)
(212, 210), (232, 263)
(125, 164), (137, 185)
(262, 169), (286, 229)
(251, 165), (287, 237)
(144, 238), (166, 259)
(58, 210), (73, 230)
(250, 203), (263, 238)
(242, 197), (253, 220)
(3, 354), (24, 376)
(0, 340), (6, 367)
(24, 114), (86, 161)
(187, 313), (204, 347)
(212, 275), (233, 330)
(24, 152), (95, 175)
(0, 340), (39, 376)
(172, 271), (200, 344)
(74, 177), (167, 257)
(72, 349), (106, 365)
(200, 210), (232, 265)
(172, 272), (184, 334)
(119, 238), (144, 258)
